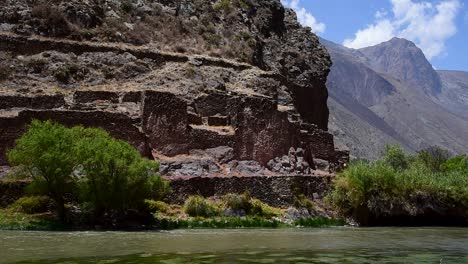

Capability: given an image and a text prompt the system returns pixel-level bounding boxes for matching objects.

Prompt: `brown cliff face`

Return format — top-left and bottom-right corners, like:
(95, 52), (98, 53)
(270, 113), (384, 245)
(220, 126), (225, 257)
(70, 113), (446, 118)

(0, 0), (347, 177)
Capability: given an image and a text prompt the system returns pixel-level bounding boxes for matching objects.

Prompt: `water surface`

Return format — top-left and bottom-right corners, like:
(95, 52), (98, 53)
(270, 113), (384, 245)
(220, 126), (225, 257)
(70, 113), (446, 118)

(1, 228), (467, 263)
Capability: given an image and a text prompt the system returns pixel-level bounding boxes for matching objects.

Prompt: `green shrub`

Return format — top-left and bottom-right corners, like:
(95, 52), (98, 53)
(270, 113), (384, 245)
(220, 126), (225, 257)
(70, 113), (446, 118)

(222, 192), (251, 211)
(74, 127), (164, 216)
(121, 0), (134, 13)
(442, 155), (468, 173)
(293, 194), (316, 211)
(8, 120), (80, 222)
(145, 200), (169, 214)
(54, 64), (80, 83)
(418, 146), (450, 172)
(383, 144), (409, 170)
(329, 157), (468, 224)
(249, 199), (281, 218)
(8, 120), (168, 222)
(213, 0), (232, 13)
(184, 196), (220, 217)
(9, 196), (51, 214)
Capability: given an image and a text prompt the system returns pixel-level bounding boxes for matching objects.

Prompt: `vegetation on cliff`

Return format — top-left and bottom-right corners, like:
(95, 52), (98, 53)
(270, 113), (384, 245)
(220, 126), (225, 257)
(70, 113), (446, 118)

(329, 145), (468, 226)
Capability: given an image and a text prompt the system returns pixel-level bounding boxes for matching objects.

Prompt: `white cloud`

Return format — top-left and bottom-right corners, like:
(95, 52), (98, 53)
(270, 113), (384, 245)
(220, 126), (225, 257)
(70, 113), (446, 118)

(281, 0), (326, 34)
(343, 0), (461, 60)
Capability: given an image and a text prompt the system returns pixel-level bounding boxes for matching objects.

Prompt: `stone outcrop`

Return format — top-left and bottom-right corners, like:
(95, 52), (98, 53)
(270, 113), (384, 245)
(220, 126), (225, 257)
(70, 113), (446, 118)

(0, 0), (348, 179)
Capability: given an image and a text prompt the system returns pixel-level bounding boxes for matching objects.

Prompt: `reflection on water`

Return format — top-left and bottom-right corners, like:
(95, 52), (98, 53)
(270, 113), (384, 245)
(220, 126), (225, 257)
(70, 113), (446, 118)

(1, 228), (468, 264)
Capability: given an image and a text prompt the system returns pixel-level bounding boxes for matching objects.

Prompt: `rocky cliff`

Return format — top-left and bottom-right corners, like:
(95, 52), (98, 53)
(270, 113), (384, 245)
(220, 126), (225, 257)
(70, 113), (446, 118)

(0, 0), (347, 177)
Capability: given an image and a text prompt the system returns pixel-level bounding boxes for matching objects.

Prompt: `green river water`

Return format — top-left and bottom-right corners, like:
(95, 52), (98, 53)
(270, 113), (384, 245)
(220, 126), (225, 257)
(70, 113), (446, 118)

(1, 228), (467, 263)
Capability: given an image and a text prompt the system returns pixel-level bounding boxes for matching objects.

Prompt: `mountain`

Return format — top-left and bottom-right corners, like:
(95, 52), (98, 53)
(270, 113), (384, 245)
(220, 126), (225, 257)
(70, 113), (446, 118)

(322, 37), (468, 159)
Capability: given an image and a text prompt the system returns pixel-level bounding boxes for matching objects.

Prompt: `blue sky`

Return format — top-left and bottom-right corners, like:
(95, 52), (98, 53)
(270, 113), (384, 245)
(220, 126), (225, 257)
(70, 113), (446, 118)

(281, 0), (468, 71)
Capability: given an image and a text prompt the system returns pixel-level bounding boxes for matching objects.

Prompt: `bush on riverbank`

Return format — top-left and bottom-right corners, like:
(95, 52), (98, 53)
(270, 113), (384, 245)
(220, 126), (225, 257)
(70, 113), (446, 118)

(221, 192), (282, 217)
(184, 196), (221, 217)
(9, 196), (51, 214)
(329, 145), (468, 226)
(7, 120), (170, 224)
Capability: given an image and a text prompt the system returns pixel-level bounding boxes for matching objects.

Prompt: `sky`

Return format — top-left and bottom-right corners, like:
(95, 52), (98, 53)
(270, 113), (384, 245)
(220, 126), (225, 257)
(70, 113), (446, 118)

(281, 0), (468, 71)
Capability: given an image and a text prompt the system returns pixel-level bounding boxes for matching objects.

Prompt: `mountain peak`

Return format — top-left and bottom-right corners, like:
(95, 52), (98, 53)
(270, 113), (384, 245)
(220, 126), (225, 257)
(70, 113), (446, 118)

(387, 37), (416, 46)
(358, 37), (441, 95)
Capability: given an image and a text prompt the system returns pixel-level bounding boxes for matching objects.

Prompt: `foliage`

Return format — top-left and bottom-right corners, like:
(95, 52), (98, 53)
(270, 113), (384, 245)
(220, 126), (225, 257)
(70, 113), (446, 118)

(145, 200), (169, 214)
(7, 120), (79, 222)
(418, 146), (450, 172)
(9, 196), (51, 214)
(8, 120), (168, 223)
(183, 196), (221, 217)
(222, 192), (281, 217)
(442, 155), (468, 173)
(329, 145), (468, 224)
(293, 194), (317, 211)
(249, 199), (282, 218)
(382, 144), (409, 170)
(222, 192), (251, 211)
(73, 128), (164, 216)
(0, 209), (63, 231)
(213, 0), (232, 13)
(54, 64), (80, 83)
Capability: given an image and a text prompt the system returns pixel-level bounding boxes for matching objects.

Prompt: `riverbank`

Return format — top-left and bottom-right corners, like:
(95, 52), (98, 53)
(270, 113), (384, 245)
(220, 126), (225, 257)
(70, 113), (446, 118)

(0, 209), (345, 231)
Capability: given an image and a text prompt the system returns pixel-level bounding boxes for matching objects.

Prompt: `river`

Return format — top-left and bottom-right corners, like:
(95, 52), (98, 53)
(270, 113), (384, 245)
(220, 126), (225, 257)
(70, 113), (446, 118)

(1, 228), (467, 263)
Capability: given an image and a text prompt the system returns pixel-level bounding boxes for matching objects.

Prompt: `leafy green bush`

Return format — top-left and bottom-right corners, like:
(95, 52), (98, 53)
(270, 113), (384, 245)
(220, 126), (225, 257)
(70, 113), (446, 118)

(222, 192), (251, 211)
(145, 200), (169, 214)
(74, 127), (164, 216)
(8, 120), (169, 222)
(222, 192), (281, 217)
(293, 194), (316, 211)
(442, 155), (468, 173)
(183, 196), (220, 217)
(383, 144), (409, 170)
(9, 196), (51, 214)
(418, 146), (450, 172)
(249, 199), (281, 218)
(8, 120), (80, 222)
(213, 0), (232, 13)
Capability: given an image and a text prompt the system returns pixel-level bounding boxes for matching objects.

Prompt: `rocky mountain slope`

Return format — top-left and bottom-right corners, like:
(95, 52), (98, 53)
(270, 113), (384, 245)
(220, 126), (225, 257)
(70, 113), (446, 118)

(323, 37), (468, 159)
(0, 0), (348, 177)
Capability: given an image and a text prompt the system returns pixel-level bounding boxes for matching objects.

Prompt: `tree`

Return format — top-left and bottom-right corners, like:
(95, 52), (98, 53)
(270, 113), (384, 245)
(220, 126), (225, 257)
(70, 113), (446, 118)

(7, 120), (78, 222)
(74, 128), (167, 217)
(418, 146), (450, 172)
(383, 144), (408, 170)
(8, 120), (170, 223)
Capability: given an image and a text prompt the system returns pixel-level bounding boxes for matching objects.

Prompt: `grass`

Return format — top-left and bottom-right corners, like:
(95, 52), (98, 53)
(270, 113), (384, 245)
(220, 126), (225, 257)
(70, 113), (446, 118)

(157, 217), (287, 229)
(0, 209), (64, 230)
(184, 196), (221, 217)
